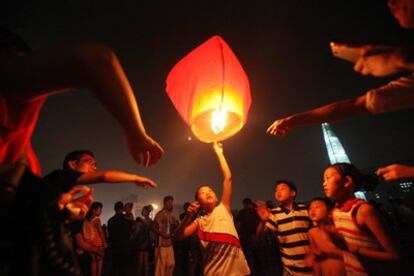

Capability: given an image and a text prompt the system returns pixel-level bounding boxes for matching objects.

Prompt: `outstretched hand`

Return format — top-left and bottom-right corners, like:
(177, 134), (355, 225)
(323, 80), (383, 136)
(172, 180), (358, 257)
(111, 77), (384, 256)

(128, 134), (164, 167)
(376, 164), (414, 182)
(134, 175), (157, 188)
(353, 44), (406, 77)
(267, 117), (291, 136)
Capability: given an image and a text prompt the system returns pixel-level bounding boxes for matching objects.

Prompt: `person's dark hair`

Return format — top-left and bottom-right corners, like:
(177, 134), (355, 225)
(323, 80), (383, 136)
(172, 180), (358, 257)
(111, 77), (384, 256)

(63, 150), (94, 169)
(327, 163), (378, 192)
(242, 198), (253, 205)
(275, 180), (297, 194)
(114, 201), (124, 212)
(266, 200), (275, 209)
(163, 195), (174, 202)
(309, 197), (334, 211)
(142, 205), (153, 215)
(86, 202), (103, 219)
(125, 202), (133, 208)
(183, 202), (191, 210)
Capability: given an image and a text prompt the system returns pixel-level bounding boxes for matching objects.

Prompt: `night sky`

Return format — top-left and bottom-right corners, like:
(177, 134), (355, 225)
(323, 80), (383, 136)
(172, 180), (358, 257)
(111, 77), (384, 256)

(2, 0), (414, 222)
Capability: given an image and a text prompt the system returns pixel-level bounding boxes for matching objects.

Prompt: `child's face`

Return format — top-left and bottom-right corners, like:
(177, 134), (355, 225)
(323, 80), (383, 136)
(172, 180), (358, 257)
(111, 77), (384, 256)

(309, 200), (329, 223)
(274, 183), (295, 205)
(323, 167), (345, 200)
(197, 186), (218, 209)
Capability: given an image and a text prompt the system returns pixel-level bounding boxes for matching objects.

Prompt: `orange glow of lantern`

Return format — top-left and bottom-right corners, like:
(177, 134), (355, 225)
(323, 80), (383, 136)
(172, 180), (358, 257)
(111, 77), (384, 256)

(166, 35), (251, 142)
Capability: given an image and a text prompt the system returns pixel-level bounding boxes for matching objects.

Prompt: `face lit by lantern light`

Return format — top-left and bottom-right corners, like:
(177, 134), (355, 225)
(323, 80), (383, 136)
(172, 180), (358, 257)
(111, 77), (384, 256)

(211, 108), (227, 134)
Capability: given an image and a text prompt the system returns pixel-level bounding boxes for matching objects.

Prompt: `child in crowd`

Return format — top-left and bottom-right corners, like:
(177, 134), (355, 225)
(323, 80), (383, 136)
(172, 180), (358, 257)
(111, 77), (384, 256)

(256, 180), (313, 275)
(84, 202), (107, 276)
(323, 163), (400, 275)
(307, 197), (346, 276)
(175, 143), (250, 276)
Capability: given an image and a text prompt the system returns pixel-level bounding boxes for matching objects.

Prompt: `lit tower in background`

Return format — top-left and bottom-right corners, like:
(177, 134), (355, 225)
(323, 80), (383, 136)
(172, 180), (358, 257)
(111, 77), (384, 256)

(322, 122), (351, 164)
(322, 123), (367, 200)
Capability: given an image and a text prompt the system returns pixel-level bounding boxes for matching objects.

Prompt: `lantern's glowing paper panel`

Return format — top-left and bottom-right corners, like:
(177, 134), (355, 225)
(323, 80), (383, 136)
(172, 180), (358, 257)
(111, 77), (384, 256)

(166, 35), (251, 142)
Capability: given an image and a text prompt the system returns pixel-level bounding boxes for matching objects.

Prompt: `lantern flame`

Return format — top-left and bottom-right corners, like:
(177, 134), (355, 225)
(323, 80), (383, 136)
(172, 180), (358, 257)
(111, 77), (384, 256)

(211, 108), (227, 134)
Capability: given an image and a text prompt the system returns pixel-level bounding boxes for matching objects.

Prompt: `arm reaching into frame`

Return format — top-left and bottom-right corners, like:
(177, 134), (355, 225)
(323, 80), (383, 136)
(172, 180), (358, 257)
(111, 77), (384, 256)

(1, 41), (163, 167)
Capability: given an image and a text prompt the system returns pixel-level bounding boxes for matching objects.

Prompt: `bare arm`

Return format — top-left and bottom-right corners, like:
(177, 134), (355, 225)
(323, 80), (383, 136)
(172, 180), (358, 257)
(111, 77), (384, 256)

(212, 142), (232, 211)
(307, 231), (322, 276)
(75, 233), (102, 254)
(75, 170), (156, 188)
(376, 164), (414, 182)
(355, 204), (400, 262)
(175, 201), (200, 240)
(267, 95), (368, 136)
(1, 43), (163, 166)
(94, 218), (107, 248)
(255, 201), (271, 237)
(353, 44), (414, 76)
(175, 219), (198, 241)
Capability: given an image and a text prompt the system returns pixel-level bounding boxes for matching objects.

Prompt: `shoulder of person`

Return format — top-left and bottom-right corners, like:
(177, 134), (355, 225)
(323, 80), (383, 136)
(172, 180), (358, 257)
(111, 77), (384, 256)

(296, 202), (308, 209)
(271, 206), (281, 212)
(356, 202), (377, 218)
(43, 169), (83, 190)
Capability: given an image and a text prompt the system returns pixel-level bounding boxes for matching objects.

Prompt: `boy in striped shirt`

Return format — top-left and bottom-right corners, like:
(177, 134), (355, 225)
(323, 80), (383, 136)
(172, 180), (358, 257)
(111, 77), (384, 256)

(256, 180), (313, 276)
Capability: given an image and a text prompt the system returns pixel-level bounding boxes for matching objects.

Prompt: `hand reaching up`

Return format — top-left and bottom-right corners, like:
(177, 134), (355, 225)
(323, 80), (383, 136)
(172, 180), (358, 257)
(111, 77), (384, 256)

(255, 200), (270, 221)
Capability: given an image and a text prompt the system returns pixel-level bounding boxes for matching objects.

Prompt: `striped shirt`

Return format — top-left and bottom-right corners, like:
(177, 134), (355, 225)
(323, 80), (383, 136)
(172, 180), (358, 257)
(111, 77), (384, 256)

(332, 198), (382, 276)
(265, 203), (313, 275)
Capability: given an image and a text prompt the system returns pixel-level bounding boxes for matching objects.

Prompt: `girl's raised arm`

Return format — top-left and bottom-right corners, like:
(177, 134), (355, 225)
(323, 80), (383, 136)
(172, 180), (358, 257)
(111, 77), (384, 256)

(212, 142), (232, 212)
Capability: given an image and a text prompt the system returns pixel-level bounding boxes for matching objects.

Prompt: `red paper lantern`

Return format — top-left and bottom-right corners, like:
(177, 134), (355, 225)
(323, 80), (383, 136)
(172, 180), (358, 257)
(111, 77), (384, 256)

(166, 35), (251, 142)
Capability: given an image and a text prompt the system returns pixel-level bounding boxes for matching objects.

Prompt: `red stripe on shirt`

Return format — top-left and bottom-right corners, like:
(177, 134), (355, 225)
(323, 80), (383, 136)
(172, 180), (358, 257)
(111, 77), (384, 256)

(198, 229), (241, 247)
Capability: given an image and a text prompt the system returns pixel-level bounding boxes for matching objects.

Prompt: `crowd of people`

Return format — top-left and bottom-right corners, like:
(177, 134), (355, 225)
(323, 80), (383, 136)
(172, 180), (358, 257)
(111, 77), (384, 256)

(1, 0), (414, 275)
(48, 157), (410, 276)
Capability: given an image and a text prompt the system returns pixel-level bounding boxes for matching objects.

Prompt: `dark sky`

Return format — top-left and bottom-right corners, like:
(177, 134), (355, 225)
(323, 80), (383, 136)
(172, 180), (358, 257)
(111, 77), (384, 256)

(2, 0), (414, 222)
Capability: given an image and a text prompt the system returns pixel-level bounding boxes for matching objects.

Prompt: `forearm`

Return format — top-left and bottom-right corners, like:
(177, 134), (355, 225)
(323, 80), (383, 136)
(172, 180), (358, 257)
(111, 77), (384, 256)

(2, 44), (147, 139)
(216, 150), (232, 207)
(76, 236), (100, 253)
(83, 47), (147, 140)
(76, 170), (138, 185)
(356, 247), (399, 262)
(216, 152), (231, 181)
(256, 221), (268, 237)
(287, 96), (368, 127)
(100, 171), (138, 183)
(174, 215), (193, 240)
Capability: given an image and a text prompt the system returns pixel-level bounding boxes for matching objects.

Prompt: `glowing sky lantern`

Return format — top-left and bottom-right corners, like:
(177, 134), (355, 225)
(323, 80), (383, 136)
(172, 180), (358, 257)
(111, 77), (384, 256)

(166, 35), (252, 142)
